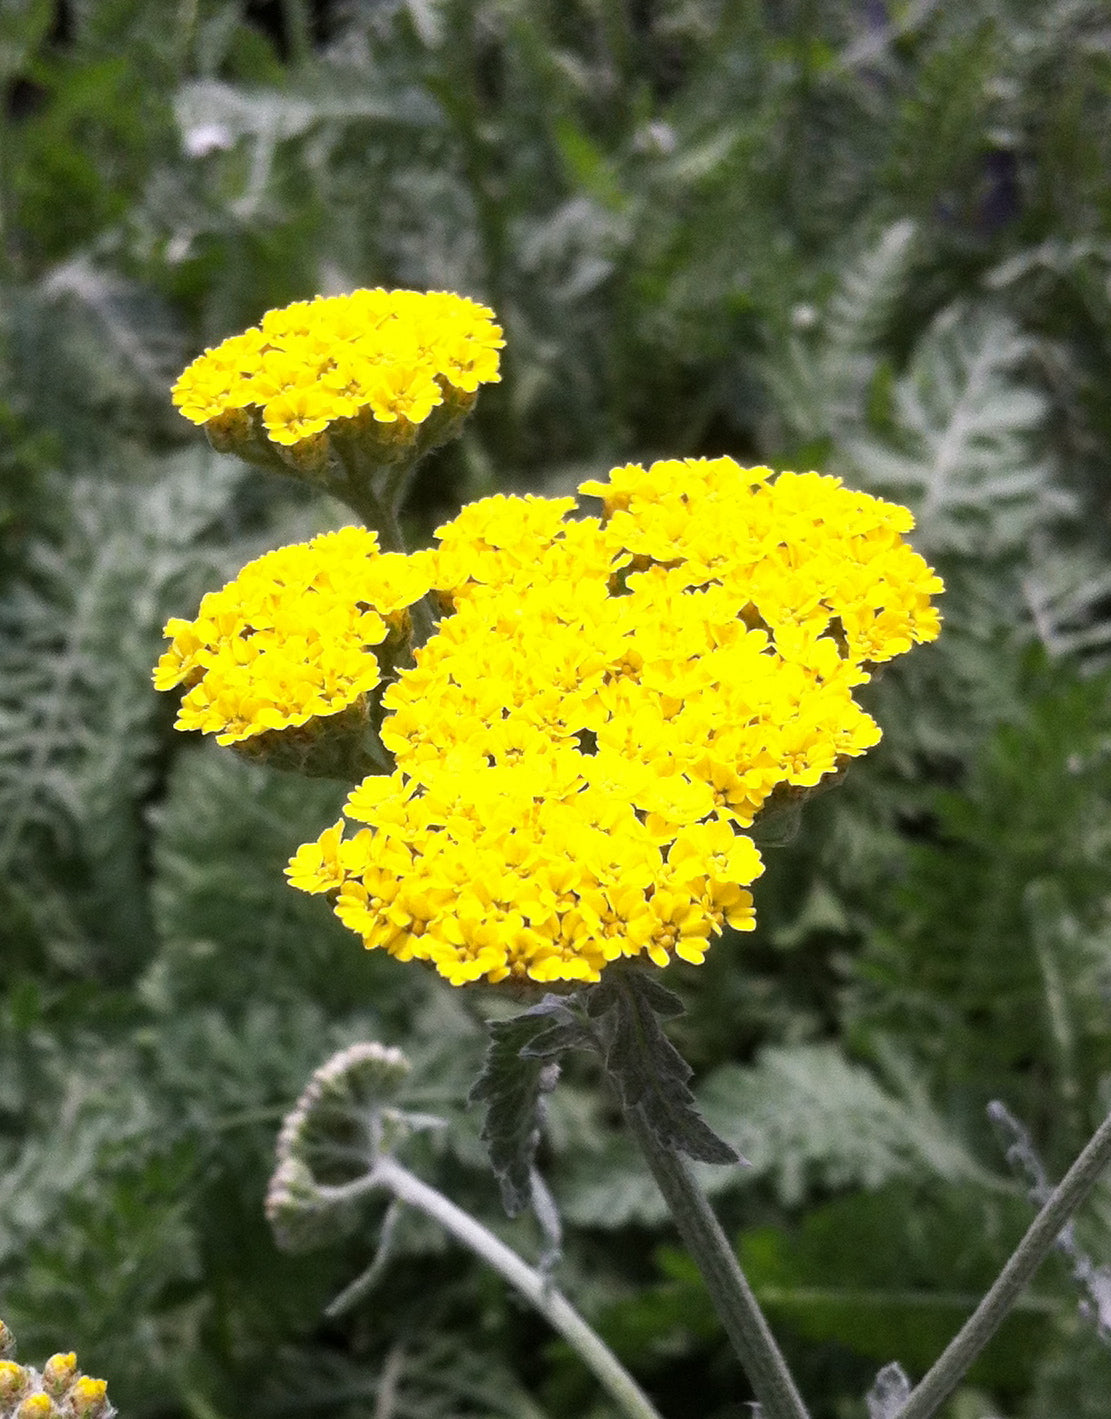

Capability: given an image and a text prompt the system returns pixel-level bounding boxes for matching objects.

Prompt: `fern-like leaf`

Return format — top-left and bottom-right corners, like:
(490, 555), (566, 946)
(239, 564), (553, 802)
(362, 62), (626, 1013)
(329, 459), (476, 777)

(0, 450), (244, 968)
(469, 998), (585, 1216)
(585, 967), (740, 1166)
(1021, 542), (1111, 665)
(762, 219), (919, 446)
(846, 302), (1070, 555)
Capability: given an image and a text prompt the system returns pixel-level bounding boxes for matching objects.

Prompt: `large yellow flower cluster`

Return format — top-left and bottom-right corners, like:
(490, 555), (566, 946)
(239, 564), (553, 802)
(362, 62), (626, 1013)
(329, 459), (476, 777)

(153, 527), (434, 746)
(283, 457), (942, 986)
(171, 288), (503, 448)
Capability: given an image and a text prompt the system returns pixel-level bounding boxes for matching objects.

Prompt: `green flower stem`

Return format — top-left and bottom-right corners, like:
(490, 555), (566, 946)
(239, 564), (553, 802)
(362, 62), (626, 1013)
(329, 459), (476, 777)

(621, 1103), (811, 1419)
(406, 592), (438, 651)
(331, 472), (438, 648)
(892, 1105), (1111, 1419)
(362, 1155), (665, 1419)
(338, 480), (408, 554)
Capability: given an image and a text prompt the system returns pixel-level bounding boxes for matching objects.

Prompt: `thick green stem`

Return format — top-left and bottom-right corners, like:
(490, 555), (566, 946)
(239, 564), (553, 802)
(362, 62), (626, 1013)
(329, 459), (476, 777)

(360, 1156), (664, 1419)
(893, 1106), (1111, 1419)
(621, 1103), (811, 1419)
(336, 479), (407, 553)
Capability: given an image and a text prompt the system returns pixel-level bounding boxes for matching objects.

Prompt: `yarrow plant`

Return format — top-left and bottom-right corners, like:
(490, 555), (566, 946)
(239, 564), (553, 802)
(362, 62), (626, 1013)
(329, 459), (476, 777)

(148, 289), (1111, 1419)
(157, 396), (942, 985)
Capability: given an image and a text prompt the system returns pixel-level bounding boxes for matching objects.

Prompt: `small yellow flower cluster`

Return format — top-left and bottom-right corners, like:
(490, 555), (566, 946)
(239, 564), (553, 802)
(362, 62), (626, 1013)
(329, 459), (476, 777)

(0, 1323), (112, 1419)
(285, 458), (942, 986)
(153, 527), (434, 746)
(171, 288), (503, 448)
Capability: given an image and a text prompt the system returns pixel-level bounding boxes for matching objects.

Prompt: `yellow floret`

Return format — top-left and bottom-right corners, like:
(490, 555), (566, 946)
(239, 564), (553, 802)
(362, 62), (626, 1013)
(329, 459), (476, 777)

(16, 1395), (55, 1419)
(68, 1377), (110, 1416)
(0, 1361), (29, 1400)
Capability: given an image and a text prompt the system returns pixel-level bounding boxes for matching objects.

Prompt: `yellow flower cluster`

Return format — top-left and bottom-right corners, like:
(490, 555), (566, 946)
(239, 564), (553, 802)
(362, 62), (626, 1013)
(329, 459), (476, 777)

(153, 527), (434, 746)
(285, 457), (942, 986)
(171, 288), (503, 448)
(0, 1322), (111, 1419)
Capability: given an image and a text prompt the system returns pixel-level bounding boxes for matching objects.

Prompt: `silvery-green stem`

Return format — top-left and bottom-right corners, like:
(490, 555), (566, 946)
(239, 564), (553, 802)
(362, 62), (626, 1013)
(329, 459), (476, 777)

(328, 1156), (664, 1419)
(892, 1106), (1111, 1419)
(621, 1102), (811, 1419)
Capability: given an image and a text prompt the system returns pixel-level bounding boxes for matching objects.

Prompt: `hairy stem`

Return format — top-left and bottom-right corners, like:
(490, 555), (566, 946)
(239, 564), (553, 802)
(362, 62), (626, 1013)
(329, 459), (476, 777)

(621, 1103), (811, 1419)
(893, 1106), (1111, 1419)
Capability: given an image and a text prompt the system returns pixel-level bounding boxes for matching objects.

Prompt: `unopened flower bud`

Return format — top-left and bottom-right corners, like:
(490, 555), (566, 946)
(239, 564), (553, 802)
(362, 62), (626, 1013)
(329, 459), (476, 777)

(15, 1392), (55, 1419)
(0, 1360), (29, 1403)
(41, 1356), (77, 1398)
(67, 1376), (110, 1418)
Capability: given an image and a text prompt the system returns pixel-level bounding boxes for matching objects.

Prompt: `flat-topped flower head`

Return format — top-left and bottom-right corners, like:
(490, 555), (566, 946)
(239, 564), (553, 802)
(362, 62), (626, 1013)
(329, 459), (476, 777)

(173, 288), (503, 449)
(171, 290), (503, 524)
(282, 458), (942, 986)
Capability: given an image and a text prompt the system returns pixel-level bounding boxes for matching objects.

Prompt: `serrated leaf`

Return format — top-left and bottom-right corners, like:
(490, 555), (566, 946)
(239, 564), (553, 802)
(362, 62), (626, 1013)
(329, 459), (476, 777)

(469, 998), (587, 1216)
(700, 1044), (992, 1205)
(760, 219), (920, 448)
(0, 451), (247, 968)
(1021, 544), (1111, 666)
(825, 220), (919, 354)
(587, 969), (740, 1166)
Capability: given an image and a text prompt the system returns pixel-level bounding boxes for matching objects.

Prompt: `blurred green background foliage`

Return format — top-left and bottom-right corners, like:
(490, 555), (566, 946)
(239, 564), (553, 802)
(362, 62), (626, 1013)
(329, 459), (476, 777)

(2, 2), (1111, 1415)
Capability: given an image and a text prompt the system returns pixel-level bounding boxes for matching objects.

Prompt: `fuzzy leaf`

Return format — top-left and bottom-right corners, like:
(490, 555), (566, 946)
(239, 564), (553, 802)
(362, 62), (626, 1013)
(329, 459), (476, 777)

(760, 219), (920, 448)
(470, 998), (587, 1216)
(558, 1041), (992, 1227)
(586, 968), (740, 1166)
(0, 451), (245, 970)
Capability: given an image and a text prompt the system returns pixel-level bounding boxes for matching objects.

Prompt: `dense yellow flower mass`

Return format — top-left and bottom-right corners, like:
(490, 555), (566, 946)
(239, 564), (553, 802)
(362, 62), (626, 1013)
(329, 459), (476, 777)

(153, 527), (434, 746)
(281, 457), (943, 987)
(171, 288), (503, 448)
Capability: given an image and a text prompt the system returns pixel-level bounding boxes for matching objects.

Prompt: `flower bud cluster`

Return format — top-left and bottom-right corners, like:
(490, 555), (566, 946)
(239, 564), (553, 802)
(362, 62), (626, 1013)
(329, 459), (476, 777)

(0, 1322), (113, 1419)
(273, 1041), (411, 1177)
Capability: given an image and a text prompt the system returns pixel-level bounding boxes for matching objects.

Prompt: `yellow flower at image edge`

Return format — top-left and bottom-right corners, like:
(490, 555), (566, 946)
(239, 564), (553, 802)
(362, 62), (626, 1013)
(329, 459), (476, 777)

(153, 526), (434, 746)
(171, 287), (504, 449)
(284, 457), (943, 988)
(0, 1319), (112, 1419)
